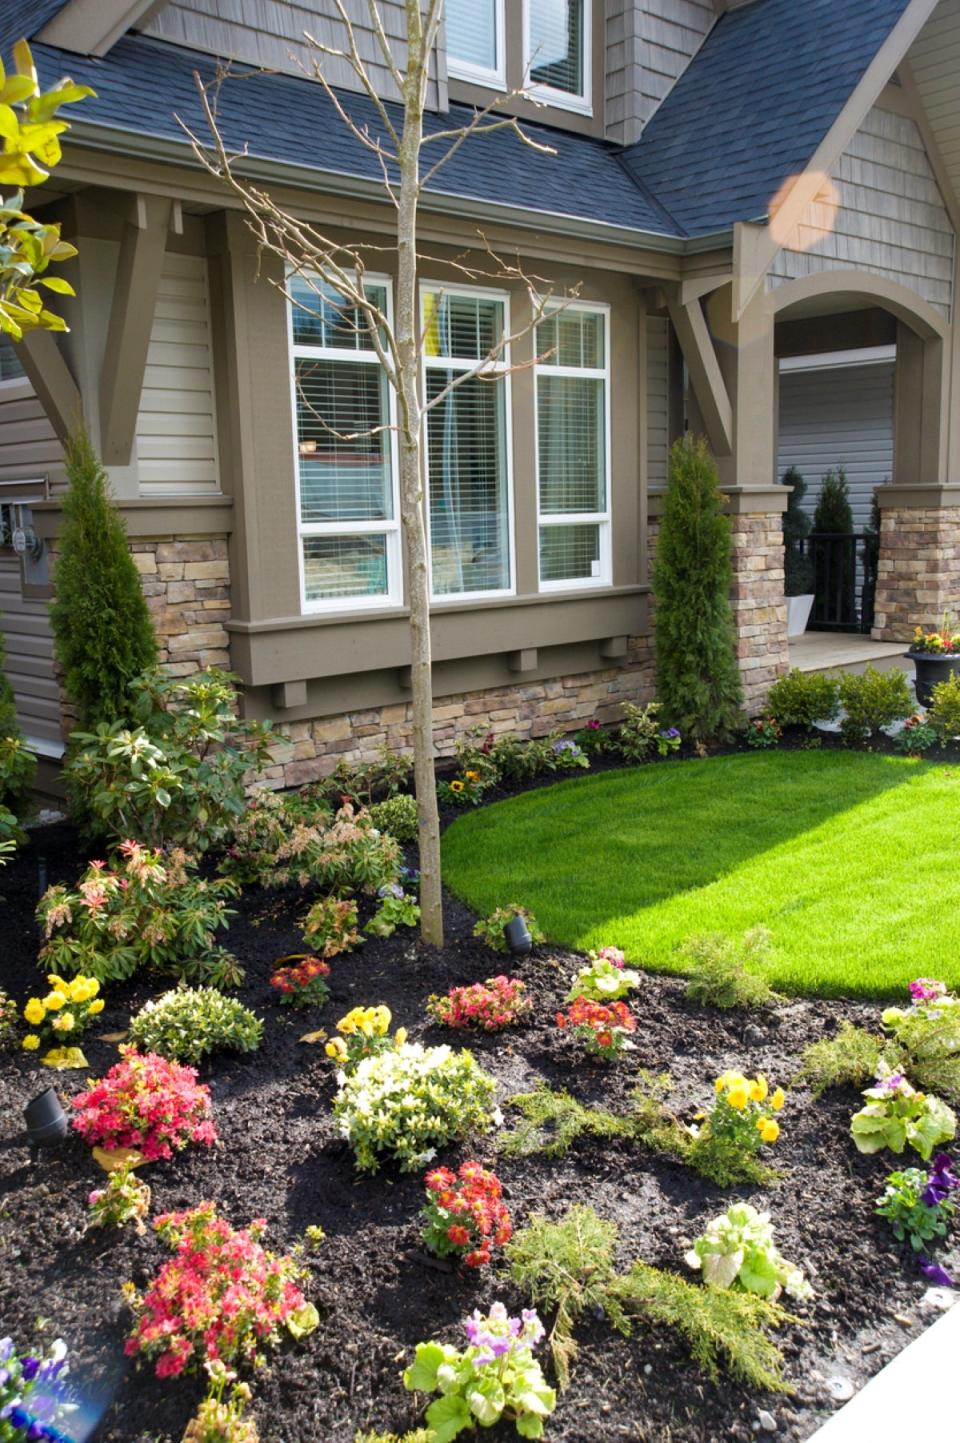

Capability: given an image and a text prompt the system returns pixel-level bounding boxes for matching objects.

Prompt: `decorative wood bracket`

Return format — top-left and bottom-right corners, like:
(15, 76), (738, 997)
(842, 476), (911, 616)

(665, 290), (733, 456)
(18, 331), (82, 444)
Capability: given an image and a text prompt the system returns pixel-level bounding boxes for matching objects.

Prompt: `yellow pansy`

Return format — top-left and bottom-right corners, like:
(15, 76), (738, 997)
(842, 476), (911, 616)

(726, 1084), (749, 1111)
(394, 1027), (407, 1047)
(759, 1119), (780, 1144)
(88, 999), (105, 1015)
(325, 1038), (347, 1059)
(22, 1034), (40, 1050)
(24, 998), (46, 1026)
(770, 1087), (785, 1112)
(44, 990), (66, 1011)
(714, 1076), (725, 1093)
(749, 1075), (768, 1104)
(70, 978), (94, 1002)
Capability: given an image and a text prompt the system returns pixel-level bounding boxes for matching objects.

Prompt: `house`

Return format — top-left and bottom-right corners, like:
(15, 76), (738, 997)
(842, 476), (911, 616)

(1, 0), (958, 787)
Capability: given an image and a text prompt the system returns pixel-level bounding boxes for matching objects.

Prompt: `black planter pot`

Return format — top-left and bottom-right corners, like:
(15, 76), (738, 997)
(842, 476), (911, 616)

(504, 914), (532, 956)
(908, 650), (960, 708)
(24, 1086), (68, 1161)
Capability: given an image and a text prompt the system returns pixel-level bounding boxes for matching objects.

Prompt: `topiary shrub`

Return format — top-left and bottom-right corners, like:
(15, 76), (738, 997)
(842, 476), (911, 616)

(838, 666), (912, 742)
(50, 425), (157, 728)
(813, 468), (855, 622)
(766, 669), (840, 729)
(653, 435), (744, 742)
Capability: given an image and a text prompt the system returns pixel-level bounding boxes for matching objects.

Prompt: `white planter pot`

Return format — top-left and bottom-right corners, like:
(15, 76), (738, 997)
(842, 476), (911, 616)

(786, 594), (814, 638)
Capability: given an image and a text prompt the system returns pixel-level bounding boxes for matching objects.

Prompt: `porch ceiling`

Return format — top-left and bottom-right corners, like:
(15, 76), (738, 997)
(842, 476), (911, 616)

(907, 0), (960, 208)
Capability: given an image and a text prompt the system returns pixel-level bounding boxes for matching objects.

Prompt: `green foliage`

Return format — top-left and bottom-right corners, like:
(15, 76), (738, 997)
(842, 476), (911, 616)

(50, 426), (157, 728)
(838, 666), (913, 742)
(87, 1165), (151, 1234)
(0, 41), (94, 340)
(882, 997), (960, 1105)
(506, 1205), (793, 1396)
(129, 987), (263, 1065)
(368, 792), (419, 843)
(222, 792), (401, 894)
(894, 716), (940, 754)
(364, 889), (420, 938)
(66, 669), (273, 850)
(683, 926), (782, 1010)
(685, 1203), (813, 1301)
(927, 673), (960, 742)
(304, 747), (412, 809)
(616, 700), (681, 762)
(745, 716), (782, 749)
(498, 1084), (633, 1159)
(0, 988), (18, 1049)
(875, 1164), (957, 1253)
(851, 1068), (956, 1161)
(653, 435), (744, 742)
(302, 896), (361, 958)
(765, 669), (840, 729)
(795, 1023), (886, 1098)
(813, 467), (854, 534)
(473, 904), (545, 954)
(567, 952), (641, 1003)
(355, 1433), (434, 1443)
(38, 842), (242, 988)
(0, 626), (37, 855)
(781, 466), (814, 597)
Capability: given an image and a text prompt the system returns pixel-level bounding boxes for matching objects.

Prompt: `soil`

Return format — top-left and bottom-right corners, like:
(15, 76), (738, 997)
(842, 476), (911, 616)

(0, 761), (954, 1443)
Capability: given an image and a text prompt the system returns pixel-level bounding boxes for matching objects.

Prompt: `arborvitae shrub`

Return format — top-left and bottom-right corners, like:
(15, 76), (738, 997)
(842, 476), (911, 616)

(50, 426), (157, 727)
(781, 465), (814, 596)
(813, 467), (854, 534)
(653, 435), (744, 742)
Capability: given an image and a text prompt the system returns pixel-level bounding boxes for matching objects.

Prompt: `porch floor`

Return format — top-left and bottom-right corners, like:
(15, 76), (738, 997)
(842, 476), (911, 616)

(788, 631), (910, 675)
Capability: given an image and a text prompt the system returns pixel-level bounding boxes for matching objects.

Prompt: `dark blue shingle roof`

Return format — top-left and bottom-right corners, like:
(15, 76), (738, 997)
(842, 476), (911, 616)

(0, 0), (72, 56)
(620, 0), (915, 237)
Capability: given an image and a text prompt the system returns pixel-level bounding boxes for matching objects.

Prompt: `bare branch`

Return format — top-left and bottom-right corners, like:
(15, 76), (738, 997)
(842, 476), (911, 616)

(365, 0), (406, 95)
(420, 91), (556, 191)
(303, 0), (400, 151)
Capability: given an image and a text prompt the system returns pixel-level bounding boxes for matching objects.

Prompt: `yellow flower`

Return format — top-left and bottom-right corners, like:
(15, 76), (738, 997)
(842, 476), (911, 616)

(46, 974), (66, 990)
(749, 1075), (768, 1104)
(85, 977), (100, 999)
(450, 780), (465, 793)
(465, 770), (481, 783)
(88, 999), (105, 1015)
(373, 1006), (391, 1034)
(770, 1087), (785, 1112)
(53, 1011), (75, 1032)
(24, 998), (46, 1026)
(69, 980), (90, 1003)
(394, 1027), (407, 1047)
(759, 1119), (780, 1144)
(44, 990), (66, 1011)
(726, 1085), (749, 1111)
(22, 1034), (40, 1051)
(325, 1039), (347, 1059)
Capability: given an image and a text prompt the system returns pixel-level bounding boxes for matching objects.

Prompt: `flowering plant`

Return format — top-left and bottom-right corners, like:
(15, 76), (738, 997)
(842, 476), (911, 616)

(684, 1202), (812, 1302)
(555, 995), (636, 1060)
(573, 718), (612, 755)
(21, 973), (106, 1055)
(437, 772), (487, 807)
(567, 948), (641, 1003)
(0, 1337), (76, 1443)
(911, 619), (960, 654)
(422, 1161), (512, 1267)
(875, 1154), (959, 1252)
(128, 988), (262, 1066)
(427, 977), (531, 1033)
(698, 1070), (785, 1155)
(894, 715), (940, 754)
(550, 737), (590, 770)
(323, 1004), (404, 1070)
(472, 905), (545, 955)
(851, 1066), (956, 1161)
(37, 842), (241, 989)
(182, 1362), (258, 1443)
(123, 1202), (318, 1379)
(221, 794), (401, 894)
(332, 1041), (497, 1172)
(269, 955), (331, 1009)
(0, 990), (18, 1051)
(87, 1165), (151, 1234)
(617, 701), (681, 763)
(403, 1303), (555, 1441)
(364, 885), (421, 938)
(745, 717), (782, 750)
(908, 978), (950, 1006)
(71, 1047), (217, 1162)
(301, 896), (361, 959)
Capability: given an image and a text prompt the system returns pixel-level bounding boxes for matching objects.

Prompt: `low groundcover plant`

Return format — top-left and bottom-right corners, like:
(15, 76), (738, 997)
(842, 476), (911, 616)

(88, 1165), (151, 1234)
(123, 1202), (318, 1378)
(685, 1203), (813, 1302)
(422, 1161), (512, 1268)
(402, 1302), (555, 1442)
(128, 987), (263, 1066)
(850, 1064), (956, 1161)
(71, 1046), (217, 1162)
(473, 906), (545, 955)
(427, 976), (531, 1032)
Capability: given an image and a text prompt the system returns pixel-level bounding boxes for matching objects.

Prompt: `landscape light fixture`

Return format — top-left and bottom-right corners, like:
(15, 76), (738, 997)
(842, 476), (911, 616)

(24, 1086), (68, 1164)
(504, 913), (532, 956)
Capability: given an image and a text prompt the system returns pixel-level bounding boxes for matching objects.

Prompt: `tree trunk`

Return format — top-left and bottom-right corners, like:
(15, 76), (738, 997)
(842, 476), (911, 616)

(396, 5), (443, 947)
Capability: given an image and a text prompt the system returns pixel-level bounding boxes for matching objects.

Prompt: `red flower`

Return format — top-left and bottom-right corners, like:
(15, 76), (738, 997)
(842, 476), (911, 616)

(447, 1225), (470, 1247)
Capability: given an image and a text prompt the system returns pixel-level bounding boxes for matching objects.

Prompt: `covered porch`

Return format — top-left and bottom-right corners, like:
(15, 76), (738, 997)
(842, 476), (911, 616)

(788, 631), (910, 676)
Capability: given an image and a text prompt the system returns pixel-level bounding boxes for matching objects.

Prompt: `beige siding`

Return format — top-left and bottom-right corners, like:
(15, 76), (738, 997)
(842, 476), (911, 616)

(767, 106), (956, 319)
(136, 253), (221, 496)
(907, 0), (960, 214)
(142, 0), (438, 105)
(0, 382), (64, 493)
(606, 0), (714, 144)
(646, 314), (670, 486)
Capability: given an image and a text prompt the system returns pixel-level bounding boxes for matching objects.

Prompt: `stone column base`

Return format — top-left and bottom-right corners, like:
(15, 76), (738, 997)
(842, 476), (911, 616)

(873, 491), (960, 643)
(729, 512), (791, 710)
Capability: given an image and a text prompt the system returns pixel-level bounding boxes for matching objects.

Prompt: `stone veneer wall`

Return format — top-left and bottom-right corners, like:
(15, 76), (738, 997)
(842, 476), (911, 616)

(129, 537), (232, 673)
(873, 506), (960, 643)
(728, 513), (790, 708)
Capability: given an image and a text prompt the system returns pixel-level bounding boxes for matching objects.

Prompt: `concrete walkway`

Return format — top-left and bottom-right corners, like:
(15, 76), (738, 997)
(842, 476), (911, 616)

(789, 632), (909, 675)
(807, 1298), (957, 1441)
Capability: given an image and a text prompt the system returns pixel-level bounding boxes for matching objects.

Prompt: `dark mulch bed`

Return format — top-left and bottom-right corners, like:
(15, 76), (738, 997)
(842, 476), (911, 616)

(0, 793), (949, 1443)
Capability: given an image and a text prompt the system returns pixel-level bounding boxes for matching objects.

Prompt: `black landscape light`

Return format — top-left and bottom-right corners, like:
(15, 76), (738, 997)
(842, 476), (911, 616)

(24, 1086), (68, 1164)
(504, 912), (532, 956)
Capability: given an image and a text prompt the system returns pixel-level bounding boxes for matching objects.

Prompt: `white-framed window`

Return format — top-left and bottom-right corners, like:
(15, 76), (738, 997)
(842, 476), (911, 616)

(535, 302), (610, 590)
(525, 0), (591, 114)
(421, 285), (514, 601)
(287, 272), (402, 613)
(447, 0), (505, 88)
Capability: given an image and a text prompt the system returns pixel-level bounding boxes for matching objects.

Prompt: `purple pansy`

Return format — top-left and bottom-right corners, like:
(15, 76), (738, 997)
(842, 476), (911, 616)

(921, 1153), (960, 1208)
(919, 1257), (955, 1288)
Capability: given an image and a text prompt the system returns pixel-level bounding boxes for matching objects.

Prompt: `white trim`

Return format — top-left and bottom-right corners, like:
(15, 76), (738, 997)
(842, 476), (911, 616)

(286, 272), (403, 616)
(779, 345), (898, 374)
(447, 0), (507, 90)
(420, 282), (516, 604)
(523, 0), (592, 116)
(534, 299), (611, 592)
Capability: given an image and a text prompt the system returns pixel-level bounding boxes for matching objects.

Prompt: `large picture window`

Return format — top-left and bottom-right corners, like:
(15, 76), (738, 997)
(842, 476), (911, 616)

(536, 303), (610, 589)
(288, 274), (401, 611)
(526, 0), (589, 111)
(422, 287), (513, 599)
(447, 0), (504, 87)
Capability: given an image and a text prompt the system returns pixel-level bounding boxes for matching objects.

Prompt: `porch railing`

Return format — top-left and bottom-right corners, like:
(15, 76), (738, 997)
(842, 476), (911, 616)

(796, 532), (878, 634)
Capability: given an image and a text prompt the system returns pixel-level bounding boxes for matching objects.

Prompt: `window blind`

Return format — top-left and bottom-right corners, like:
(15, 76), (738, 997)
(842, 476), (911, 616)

(296, 359), (392, 523)
(447, 0), (499, 73)
(529, 0), (584, 97)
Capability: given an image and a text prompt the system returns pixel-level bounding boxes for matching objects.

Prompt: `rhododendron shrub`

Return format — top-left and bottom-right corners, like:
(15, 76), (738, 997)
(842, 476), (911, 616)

(123, 1203), (318, 1378)
(71, 1047), (217, 1161)
(422, 1161), (512, 1267)
(555, 996), (636, 1060)
(427, 976), (531, 1032)
(37, 841), (241, 988)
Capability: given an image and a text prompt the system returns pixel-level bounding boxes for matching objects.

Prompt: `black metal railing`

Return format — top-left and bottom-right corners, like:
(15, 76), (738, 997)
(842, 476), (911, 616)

(796, 532), (879, 633)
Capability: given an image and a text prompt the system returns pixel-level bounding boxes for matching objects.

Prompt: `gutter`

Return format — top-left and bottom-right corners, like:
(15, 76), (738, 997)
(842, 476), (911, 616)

(63, 119), (735, 258)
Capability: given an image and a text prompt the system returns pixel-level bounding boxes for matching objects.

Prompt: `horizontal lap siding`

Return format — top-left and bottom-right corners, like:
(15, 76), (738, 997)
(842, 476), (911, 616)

(136, 253), (221, 495)
(768, 107), (956, 319)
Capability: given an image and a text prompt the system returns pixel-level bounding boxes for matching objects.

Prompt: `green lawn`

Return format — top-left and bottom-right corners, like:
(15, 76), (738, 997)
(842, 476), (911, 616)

(442, 751), (960, 998)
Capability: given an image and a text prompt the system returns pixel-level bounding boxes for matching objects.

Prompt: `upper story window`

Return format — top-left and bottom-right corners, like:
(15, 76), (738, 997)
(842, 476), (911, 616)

(447, 0), (505, 88)
(288, 274), (402, 612)
(526, 0), (590, 113)
(422, 286), (513, 601)
(535, 303), (610, 589)
(0, 337), (25, 383)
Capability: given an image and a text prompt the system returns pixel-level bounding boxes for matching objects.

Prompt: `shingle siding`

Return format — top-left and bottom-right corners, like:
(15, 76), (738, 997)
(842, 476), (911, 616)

(606, 0), (714, 146)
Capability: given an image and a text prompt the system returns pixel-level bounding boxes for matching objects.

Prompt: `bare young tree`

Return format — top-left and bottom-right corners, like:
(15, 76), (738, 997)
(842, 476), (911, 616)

(185, 0), (576, 946)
